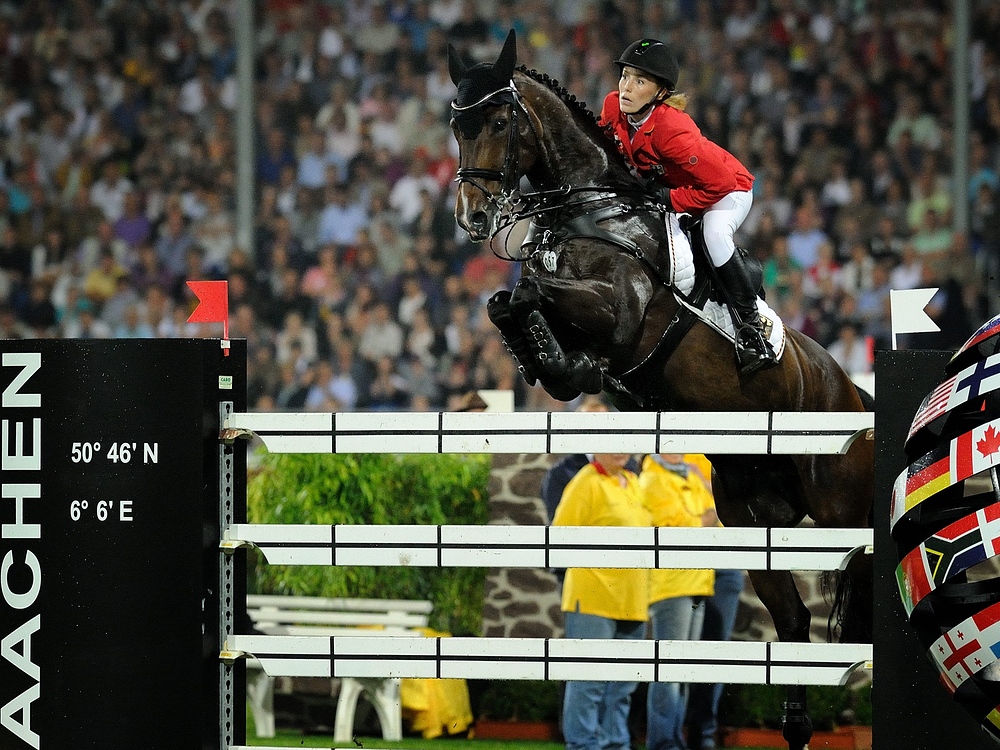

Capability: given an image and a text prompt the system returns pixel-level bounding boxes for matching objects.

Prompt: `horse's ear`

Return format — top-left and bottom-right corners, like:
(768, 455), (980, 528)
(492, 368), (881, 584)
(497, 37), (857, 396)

(447, 43), (467, 87)
(494, 29), (517, 81)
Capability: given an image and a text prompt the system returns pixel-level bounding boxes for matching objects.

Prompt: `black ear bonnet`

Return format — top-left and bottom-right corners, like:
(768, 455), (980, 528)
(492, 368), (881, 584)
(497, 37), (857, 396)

(451, 63), (515, 138)
(448, 30), (518, 139)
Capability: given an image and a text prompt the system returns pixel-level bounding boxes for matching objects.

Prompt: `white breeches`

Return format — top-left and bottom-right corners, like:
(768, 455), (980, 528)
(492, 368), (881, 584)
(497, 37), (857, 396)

(701, 190), (753, 267)
(664, 211), (695, 296)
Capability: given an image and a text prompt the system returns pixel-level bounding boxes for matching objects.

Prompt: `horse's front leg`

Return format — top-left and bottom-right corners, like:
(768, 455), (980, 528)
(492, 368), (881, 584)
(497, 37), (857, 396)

(486, 288), (584, 400)
(512, 274), (645, 347)
(507, 274), (644, 396)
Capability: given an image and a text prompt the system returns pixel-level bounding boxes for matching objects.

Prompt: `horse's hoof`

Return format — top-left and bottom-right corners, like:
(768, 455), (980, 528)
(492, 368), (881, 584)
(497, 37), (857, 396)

(541, 381), (581, 402)
(566, 353), (604, 394)
(781, 705), (813, 750)
(486, 290), (514, 325)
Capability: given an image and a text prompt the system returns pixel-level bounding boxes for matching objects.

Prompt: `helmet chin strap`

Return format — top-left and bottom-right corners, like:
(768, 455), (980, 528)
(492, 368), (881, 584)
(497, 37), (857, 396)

(628, 86), (670, 119)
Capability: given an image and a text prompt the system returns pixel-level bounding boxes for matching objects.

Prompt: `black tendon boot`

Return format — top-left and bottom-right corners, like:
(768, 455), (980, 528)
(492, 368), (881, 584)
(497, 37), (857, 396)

(715, 252), (778, 376)
(486, 290), (539, 386)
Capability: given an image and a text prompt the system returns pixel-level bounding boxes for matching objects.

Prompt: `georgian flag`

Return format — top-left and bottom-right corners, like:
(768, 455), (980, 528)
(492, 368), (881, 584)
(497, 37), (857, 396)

(929, 600), (1000, 693)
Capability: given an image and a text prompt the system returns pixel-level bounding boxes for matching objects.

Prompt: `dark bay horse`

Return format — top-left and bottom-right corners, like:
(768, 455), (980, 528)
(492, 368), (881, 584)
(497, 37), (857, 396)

(448, 32), (873, 750)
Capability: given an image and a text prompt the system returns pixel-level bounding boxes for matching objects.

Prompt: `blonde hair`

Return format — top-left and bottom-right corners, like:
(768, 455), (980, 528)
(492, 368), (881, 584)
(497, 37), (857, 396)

(577, 394), (610, 412)
(662, 91), (688, 111)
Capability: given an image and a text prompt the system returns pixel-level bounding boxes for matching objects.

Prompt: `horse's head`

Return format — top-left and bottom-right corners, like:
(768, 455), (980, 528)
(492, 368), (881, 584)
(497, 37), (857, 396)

(448, 30), (531, 241)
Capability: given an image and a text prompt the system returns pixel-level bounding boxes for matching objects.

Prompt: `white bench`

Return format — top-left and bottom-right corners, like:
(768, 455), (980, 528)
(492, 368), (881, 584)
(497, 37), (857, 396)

(244, 594), (433, 740)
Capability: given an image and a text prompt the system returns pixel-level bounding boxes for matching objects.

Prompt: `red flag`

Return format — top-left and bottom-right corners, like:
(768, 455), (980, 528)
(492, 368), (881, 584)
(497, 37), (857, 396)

(186, 280), (229, 352)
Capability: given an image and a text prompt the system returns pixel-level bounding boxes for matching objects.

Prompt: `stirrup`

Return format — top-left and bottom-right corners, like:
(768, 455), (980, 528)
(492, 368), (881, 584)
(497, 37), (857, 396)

(734, 325), (778, 376)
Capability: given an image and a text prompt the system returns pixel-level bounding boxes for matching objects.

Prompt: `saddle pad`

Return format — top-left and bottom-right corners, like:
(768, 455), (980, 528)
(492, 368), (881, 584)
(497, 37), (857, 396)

(680, 295), (787, 360)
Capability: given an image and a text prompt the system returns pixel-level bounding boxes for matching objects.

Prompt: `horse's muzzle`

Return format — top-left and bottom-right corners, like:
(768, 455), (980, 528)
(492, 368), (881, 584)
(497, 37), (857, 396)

(458, 210), (491, 242)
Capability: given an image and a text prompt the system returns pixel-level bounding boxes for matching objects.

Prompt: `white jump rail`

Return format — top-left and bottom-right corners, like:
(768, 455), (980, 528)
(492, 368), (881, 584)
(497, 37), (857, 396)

(221, 410), (873, 455)
(222, 407), (875, 750)
(222, 634), (871, 687)
(225, 524), (873, 572)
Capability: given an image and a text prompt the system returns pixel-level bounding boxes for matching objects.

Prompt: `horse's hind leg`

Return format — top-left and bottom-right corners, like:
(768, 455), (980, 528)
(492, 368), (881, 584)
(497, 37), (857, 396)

(711, 458), (814, 750)
(747, 570), (814, 750)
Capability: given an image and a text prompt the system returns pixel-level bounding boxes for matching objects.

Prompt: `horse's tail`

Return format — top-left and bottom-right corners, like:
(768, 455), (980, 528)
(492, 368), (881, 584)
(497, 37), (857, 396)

(854, 384), (875, 412)
(825, 549), (874, 644)
(824, 386), (875, 644)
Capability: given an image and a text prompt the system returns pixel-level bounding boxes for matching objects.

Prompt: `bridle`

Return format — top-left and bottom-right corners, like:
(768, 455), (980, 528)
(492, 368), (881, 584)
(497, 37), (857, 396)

(452, 80), (526, 217)
(452, 75), (665, 254)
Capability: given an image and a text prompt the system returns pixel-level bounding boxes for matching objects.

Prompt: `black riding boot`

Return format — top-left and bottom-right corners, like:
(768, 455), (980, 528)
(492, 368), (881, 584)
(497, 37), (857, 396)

(716, 252), (778, 376)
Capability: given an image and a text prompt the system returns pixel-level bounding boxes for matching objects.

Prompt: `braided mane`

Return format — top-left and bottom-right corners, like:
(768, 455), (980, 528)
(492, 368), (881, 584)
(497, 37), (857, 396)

(516, 65), (598, 122)
(514, 64), (635, 182)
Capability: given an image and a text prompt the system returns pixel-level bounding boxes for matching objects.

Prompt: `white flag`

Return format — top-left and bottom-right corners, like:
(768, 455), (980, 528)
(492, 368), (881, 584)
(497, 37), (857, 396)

(890, 288), (940, 349)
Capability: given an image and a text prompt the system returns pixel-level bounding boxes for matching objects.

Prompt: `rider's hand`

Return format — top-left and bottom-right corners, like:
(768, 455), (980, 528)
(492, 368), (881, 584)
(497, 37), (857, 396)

(658, 187), (673, 210)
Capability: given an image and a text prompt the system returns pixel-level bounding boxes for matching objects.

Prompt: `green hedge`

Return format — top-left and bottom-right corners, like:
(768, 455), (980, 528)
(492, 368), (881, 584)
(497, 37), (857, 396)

(720, 683), (872, 729)
(476, 681), (561, 722)
(247, 452), (491, 636)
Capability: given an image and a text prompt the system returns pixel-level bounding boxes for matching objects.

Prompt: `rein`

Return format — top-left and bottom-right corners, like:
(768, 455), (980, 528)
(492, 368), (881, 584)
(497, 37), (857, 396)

(452, 81), (523, 207)
(453, 78), (663, 250)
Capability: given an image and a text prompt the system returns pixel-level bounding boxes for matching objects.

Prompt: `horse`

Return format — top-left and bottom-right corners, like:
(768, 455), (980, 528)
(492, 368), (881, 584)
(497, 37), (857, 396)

(448, 31), (873, 750)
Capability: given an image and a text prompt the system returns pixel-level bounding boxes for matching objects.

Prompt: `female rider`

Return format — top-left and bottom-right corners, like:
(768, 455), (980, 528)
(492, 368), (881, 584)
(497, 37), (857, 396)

(599, 39), (777, 376)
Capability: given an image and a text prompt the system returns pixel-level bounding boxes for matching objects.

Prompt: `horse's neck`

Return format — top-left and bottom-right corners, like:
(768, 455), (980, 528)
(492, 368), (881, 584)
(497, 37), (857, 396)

(522, 86), (634, 193)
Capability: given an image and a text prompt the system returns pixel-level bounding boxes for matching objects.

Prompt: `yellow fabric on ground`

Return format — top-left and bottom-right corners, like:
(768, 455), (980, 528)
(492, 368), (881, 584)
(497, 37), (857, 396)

(399, 628), (473, 738)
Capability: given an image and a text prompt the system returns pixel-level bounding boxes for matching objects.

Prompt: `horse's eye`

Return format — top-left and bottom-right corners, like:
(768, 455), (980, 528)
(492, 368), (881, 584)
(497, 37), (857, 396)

(492, 117), (508, 133)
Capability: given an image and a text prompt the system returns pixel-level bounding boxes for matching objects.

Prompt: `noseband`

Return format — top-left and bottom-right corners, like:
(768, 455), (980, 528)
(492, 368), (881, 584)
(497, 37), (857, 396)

(452, 81), (526, 209)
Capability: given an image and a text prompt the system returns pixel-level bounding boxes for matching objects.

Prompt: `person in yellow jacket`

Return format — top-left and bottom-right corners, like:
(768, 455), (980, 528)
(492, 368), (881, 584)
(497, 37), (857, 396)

(640, 453), (716, 750)
(682, 454), (743, 750)
(553, 452), (651, 750)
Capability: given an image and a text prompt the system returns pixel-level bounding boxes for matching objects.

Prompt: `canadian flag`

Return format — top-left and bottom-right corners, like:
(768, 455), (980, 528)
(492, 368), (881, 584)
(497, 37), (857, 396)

(952, 416), (1000, 482)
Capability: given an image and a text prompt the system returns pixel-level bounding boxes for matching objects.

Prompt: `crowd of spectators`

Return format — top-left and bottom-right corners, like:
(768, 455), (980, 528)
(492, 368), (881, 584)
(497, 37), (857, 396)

(0, 0), (998, 411)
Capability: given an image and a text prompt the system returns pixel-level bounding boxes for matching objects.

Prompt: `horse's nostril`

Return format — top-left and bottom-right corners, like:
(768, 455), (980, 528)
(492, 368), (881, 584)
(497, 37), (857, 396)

(470, 211), (488, 230)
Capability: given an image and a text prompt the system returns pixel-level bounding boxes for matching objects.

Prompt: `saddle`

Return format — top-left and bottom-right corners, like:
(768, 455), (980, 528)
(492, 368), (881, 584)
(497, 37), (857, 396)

(489, 208), (783, 406)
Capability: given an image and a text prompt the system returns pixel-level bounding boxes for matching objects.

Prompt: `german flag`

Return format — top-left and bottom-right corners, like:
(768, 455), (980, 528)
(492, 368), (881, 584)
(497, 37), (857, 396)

(891, 416), (1000, 531)
(891, 443), (951, 529)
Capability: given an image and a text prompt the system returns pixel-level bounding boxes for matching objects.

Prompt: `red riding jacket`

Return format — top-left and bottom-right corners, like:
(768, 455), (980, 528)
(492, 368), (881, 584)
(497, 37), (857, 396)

(599, 91), (754, 214)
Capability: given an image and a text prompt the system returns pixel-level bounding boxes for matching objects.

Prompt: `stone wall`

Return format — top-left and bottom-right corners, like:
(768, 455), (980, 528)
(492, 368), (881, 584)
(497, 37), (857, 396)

(482, 454), (835, 644)
(482, 453), (565, 638)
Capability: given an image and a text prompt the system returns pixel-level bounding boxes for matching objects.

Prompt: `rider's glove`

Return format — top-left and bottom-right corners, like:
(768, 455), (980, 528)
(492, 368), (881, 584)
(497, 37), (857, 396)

(658, 187), (673, 211)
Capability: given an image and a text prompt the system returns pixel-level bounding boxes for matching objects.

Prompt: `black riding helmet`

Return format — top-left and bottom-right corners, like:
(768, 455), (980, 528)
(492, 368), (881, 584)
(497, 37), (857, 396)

(616, 39), (680, 91)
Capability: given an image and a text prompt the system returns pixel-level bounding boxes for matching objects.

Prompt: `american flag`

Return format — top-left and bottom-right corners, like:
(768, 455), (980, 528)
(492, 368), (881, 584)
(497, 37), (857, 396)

(929, 600), (1000, 693)
(908, 352), (1000, 445)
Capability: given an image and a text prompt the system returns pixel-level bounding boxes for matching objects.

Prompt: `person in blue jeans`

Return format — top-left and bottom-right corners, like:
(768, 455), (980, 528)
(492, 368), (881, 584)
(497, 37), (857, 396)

(681, 456), (744, 750)
(686, 568), (743, 749)
(640, 454), (717, 750)
(553, 452), (650, 750)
